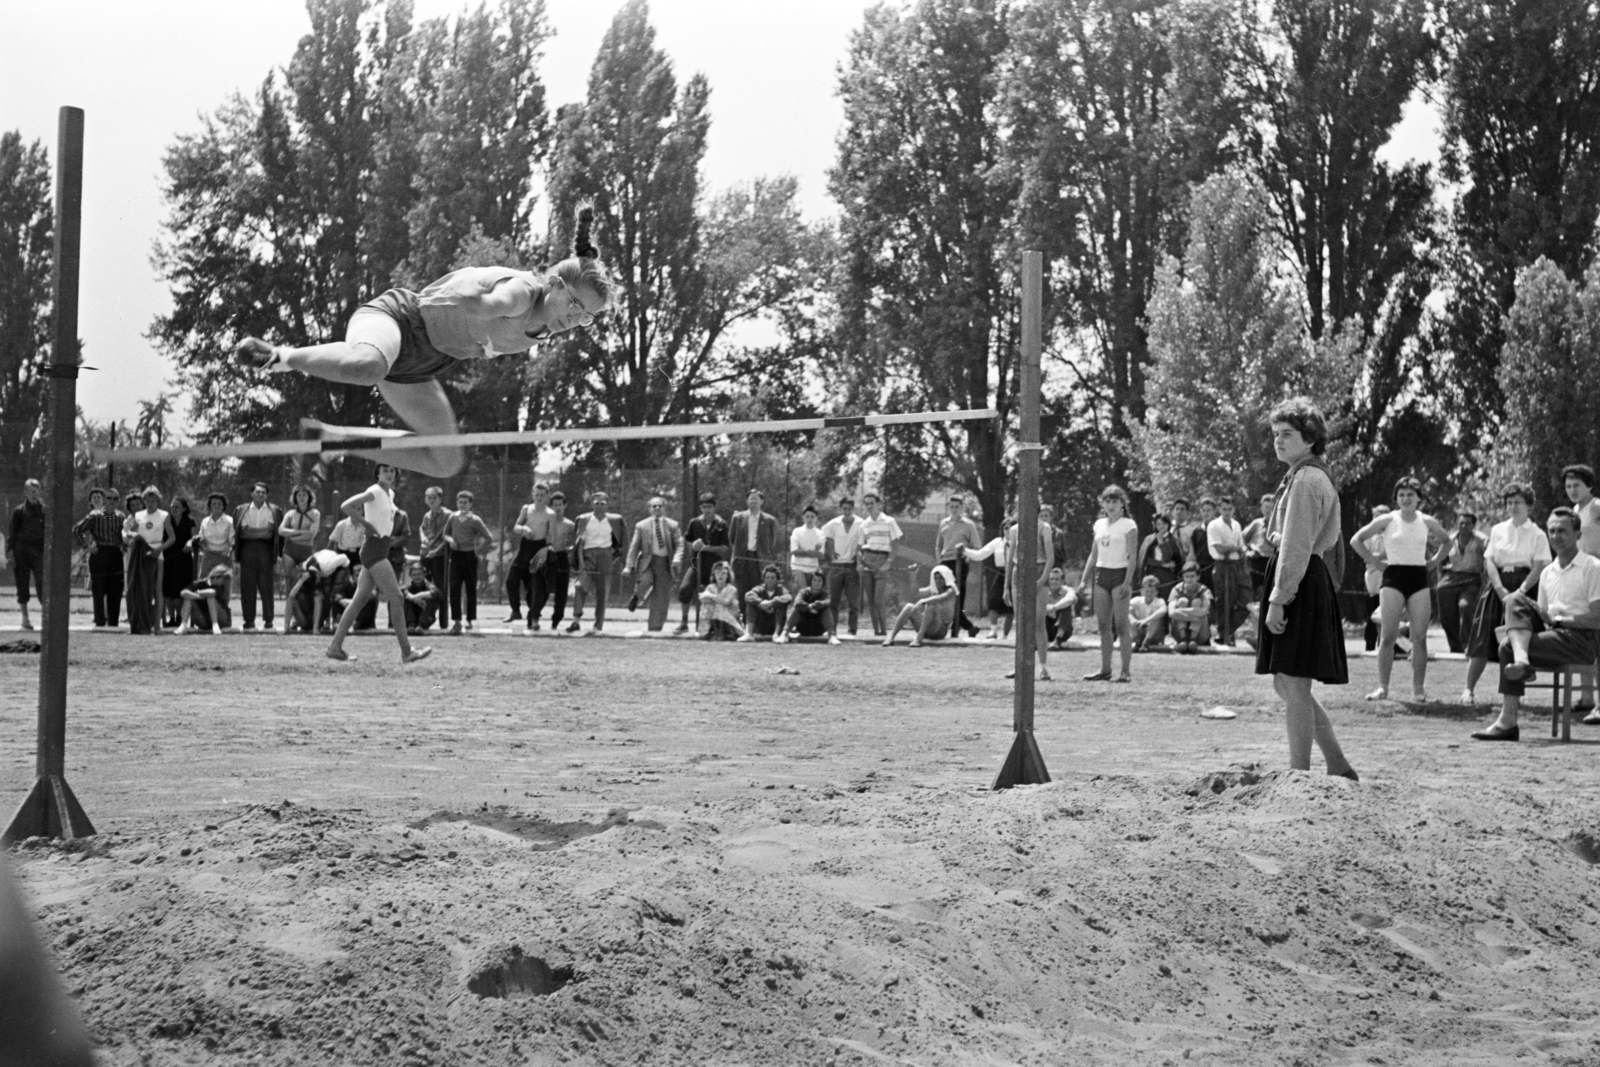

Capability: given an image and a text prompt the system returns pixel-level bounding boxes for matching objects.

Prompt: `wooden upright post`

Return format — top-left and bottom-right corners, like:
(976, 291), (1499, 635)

(994, 251), (1051, 791)
(5, 107), (95, 845)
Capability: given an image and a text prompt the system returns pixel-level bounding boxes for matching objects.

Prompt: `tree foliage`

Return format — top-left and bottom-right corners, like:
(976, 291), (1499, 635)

(0, 131), (52, 506)
(1128, 170), (1365, 504)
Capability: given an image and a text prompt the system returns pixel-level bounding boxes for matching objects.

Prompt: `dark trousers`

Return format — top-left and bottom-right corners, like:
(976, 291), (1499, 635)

(89, 545), (123, 626)
(533, 556), (570, 625)
(403, 595), (438, 631)
(1437, 578), (1480, 654)
(941, 555), (978, 637)
(506, 564), (534, 618)
(733, 556), (763, 623)
(238, 539), (275, 626)
(748, 601), (788, 637)
(448, 550), (479, 622)
(826, 565), (861, 634)
(1212, 558), (1251, 644)
(422, 554), (449, 627)
(1497, 599), (1599, 697)
(1363, 594), (1381, 651)
(11, 543), (42, 604)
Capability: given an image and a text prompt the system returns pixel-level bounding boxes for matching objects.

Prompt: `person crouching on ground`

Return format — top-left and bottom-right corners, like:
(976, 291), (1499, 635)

(176, 565), (233, 635)
(1168, 561), (1212, 653)
(740, 565), (792, 642)
(883, 565), (959, 648)
(784, 570), (839, 644)
(1043, 567), (1077, 649)
(402, 558), (441, 634)
(699, 560), (746, 641)
(1470, 506), (1600, 742)
(1130, 574), (1169, 651)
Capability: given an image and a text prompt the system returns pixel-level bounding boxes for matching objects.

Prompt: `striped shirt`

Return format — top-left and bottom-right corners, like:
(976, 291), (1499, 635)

(73, 508), (126, 547)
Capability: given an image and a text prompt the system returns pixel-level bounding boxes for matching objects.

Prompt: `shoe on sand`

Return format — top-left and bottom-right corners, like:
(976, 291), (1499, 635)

(403, 647), (432, 663)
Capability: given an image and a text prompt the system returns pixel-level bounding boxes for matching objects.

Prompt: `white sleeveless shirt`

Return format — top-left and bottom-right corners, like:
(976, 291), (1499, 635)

(363, 484), (396, 538)
(1381, 512), (1428, 566)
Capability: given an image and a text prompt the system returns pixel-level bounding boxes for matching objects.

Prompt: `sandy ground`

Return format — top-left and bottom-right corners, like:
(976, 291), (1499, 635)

(4, 627), (1600, 1066)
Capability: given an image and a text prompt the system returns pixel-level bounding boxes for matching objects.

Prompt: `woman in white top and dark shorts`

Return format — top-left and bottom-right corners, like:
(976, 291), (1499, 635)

(325, 463), (432, 664)
(1079, 485), (1139, 682)
(1460, 483), (1552, 705)
(1350, 477), (1448, 703)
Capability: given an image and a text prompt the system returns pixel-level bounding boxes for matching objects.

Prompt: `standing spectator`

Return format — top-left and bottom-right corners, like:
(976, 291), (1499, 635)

(1257, 397), (1358, 781)
(821, 497), (864, 637)
(729, 489), (780, 622)
(1192, 497), (1217, 592)
(387, 507), (413, 630)
(963, 517), (1013, 640)
(1080, 485), (1137, 681)
(934, 495), (983, 638)
(698, 560), (745, 641)
(1170, 498), (1198, 568)
(505, 484), (554, 625)
(1207, 496), (1251, 645)
(1129, 574), (1169, 651)
(162, 496), (197, 628)
(175, 564), (233, 635)
(1432, 511), (1486, 655)
(567, 490), (626, 634)
(73, 487), (125, 629)
(1005, 507), (1056, 680)
(328, 511), (366, 569)
(740, 564), (792, 641)
(679, 493), (730, 634)
(1461, 484), (1552, 705)
(279, 486), (320, 569)
(1351, 477), (1449, 703)
(418, 486), (453, 631)
(1241, 493), (1276, 603)
(234, 482), (283, 632)
(1471, 507), (1600, 741)
(531, 490), (576, 632)
(120, 492), (144, 589)
(788, 505), (826, 593)
(1360, 504), (1392, 652)
(1043, 567), (1078, 649)
(623, 496), (684, 631)
(884, 565), (959, 648)
(1167, 562), (1213, 653)
(1135, 513), (1182, 597)
(443, 489), (492, 634)
(194, 493), (235, 579)
(7, 478), (45, 631)
(856, 492), (902, 637)
(127, 486), (175, 635)
(783, 570), (839, 643)
(401, 558), (441, 633)
(1563, 463), (1600, 716)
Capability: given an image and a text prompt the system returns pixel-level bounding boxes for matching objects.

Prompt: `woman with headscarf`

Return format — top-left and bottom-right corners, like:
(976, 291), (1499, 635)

(883, 564), (960, 647)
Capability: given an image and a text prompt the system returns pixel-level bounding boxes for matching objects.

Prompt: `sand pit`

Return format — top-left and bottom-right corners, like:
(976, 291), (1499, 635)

(6, 634), (1600, 1065)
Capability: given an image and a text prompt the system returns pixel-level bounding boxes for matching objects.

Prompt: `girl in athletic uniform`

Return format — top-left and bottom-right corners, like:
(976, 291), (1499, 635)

(1080, 485), (1139, 682)
(1350, 477), (1448, 703)
(325, 463), (432, 664)
(234, 206), (618, 477)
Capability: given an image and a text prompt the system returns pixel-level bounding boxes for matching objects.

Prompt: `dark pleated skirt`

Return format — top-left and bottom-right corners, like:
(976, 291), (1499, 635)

(1465, 567), (1529, 661)
(1255, 553), (1348, 684)
(126, 540), (160, 635)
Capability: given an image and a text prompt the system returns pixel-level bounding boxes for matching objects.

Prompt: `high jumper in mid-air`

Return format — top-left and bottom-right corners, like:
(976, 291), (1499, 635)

(234, 205), (618, 476)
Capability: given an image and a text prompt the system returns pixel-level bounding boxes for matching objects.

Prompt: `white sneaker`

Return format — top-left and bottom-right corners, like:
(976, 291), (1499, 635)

(1365, 686), (1388, 701)
(828, 635), (841, 646)
(175, 623), (191, 635)
(211, 624), (222, 636)
(774, 633), (788, 644)
(1459, 687), (1475, 705)
(736, 634), (754, 642)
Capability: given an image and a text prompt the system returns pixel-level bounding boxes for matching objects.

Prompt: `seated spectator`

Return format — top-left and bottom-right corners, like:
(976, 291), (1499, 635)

(175, 564), (233, 635)
(784, 571), (839, 644)
(883, 564), (959, 648)
(740, 564), (793, 642)
(1130, 574), (1169, 651)
(401, 558), (440, 634)
(328, 513), (366, 569)
(288, 548), (350, 634)
(331, 564), (379, 631)
(1043, 567), (1078, 649)
(699, 560), (746, 641)
(1167, 561), (1213, 653)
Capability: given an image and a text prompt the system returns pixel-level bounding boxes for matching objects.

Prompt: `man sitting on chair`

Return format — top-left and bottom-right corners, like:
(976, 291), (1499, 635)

(1472, 506), (1600, 741)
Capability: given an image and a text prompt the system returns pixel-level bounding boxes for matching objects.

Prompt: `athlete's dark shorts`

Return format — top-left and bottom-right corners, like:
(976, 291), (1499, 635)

(361, 289), (459, 385)
(1096, 566), (1128, 592)
(1381, 564), (1430, 599)
(360, 535), (395, 570)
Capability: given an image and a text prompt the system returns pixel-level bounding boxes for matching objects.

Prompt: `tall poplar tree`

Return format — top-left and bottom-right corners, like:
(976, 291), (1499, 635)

(0, 132), (53, 506)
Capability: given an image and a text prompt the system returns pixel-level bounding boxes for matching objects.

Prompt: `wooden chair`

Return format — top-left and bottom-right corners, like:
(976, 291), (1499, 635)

(1522, 661), (1599, 742)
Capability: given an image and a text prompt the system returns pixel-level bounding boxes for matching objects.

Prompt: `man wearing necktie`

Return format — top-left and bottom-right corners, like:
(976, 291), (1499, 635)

(623, 496), (684, 632)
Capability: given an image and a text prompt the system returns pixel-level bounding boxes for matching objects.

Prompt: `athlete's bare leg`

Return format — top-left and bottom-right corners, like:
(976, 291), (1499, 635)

(327, 561), (432, 663)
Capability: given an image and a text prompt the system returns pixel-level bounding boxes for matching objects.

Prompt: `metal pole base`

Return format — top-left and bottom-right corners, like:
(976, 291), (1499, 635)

(2, 776), (95, 847)
(992, 729), (1051, 791)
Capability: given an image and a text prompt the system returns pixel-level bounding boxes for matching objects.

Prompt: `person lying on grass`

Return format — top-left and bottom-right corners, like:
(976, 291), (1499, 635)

(883, 565), (959, 648)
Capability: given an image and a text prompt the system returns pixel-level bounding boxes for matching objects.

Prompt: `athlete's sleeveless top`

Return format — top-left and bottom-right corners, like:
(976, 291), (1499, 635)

(363, 484), (396, 539)
(1381, 512), (1428, 566)
(416, 267), (546, 360)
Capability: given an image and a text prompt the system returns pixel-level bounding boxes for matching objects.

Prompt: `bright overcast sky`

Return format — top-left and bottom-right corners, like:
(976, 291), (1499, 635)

(1, 0), (872, 427)
(2, 0), (1439, 429)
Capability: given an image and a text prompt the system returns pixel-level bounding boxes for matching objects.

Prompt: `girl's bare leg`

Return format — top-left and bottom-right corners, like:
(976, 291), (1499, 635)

(1275, 674), (1356, 777)
(327, 569), (376, 657)
(1094, 585), (1114, 674)
(1372, 588), (1404, 695)
(368, 560), (428, 660)
(371, 380), (465, 477)
(1112, 585), (1132, 676)
(1406, 588), (1432, 697)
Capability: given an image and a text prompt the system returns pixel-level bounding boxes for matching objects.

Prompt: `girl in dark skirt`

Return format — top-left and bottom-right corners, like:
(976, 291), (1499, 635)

(1257, 398), (1358, 780)
(162, 496), (196, 626)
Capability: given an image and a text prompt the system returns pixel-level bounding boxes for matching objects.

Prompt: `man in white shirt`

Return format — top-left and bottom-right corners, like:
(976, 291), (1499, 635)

(857, 492), (903, 636)
(1473, 507), (1600, 740)
(1207, 496), (1250, 645)
(567, 492), (626, 634)
(821, 497), (864, 636)
(788, 505), (826, 592)
(622, 496), (683, 631)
